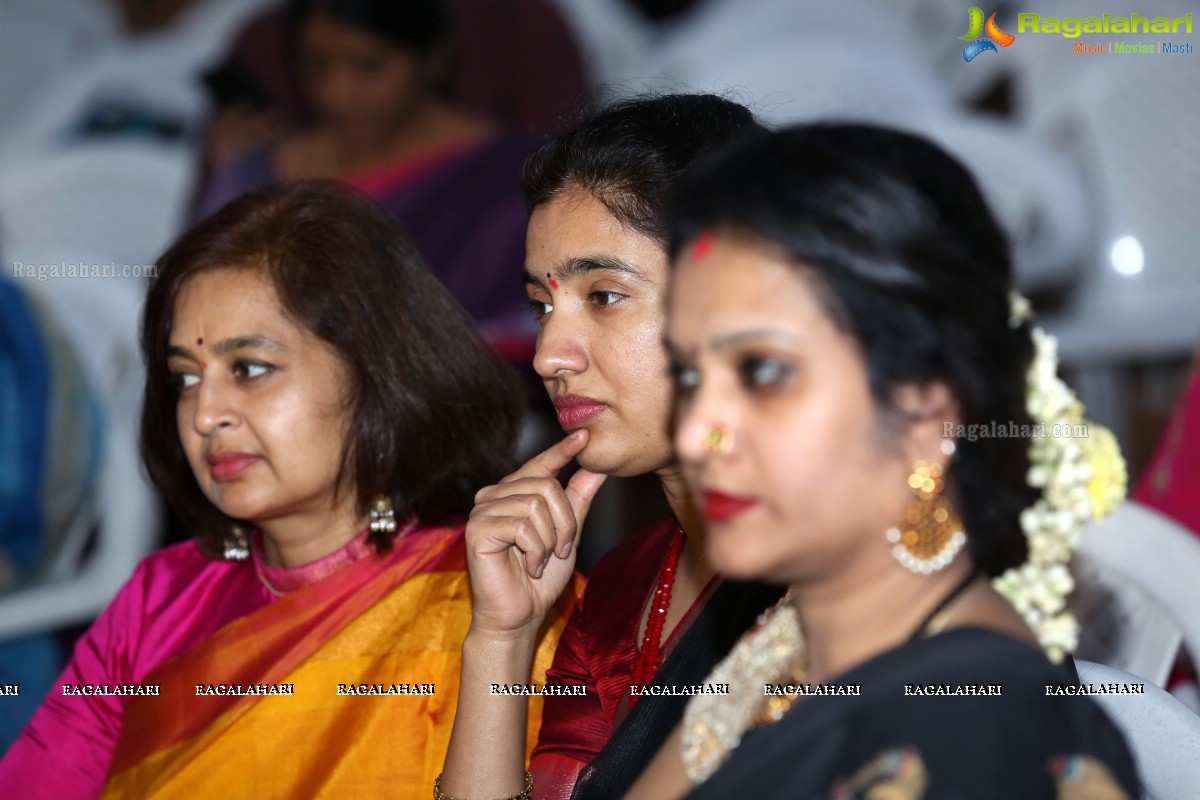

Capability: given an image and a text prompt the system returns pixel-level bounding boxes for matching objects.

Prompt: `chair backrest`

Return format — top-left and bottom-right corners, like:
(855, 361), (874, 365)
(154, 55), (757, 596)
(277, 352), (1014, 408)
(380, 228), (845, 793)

(0, 0), (119, 137)
(1075, 659), (1200, 800)
(1072, 553), (1183, 687)
(1073, 502), (1200, 683)
(0, 144), (193, 270)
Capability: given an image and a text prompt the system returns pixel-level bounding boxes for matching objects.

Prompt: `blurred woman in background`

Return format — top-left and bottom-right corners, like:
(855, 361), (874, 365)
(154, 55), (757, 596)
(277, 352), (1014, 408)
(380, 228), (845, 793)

(194, 0), (538, 351)
(625, 124), (1139, 799)
(0, 183), (577, 798)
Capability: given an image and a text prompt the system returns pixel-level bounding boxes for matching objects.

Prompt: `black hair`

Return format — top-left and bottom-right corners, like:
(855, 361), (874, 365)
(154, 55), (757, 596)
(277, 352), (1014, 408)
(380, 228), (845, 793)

(668, 124), (1039, 577)
(522, 93), (765, 246)
(288, 0), (451, 54)
(142, 181), (522, 557)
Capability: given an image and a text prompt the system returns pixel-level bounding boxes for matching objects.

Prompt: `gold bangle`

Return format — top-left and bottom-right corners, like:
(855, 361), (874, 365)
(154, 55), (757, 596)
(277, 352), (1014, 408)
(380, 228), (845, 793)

(433, 772), (533, 800)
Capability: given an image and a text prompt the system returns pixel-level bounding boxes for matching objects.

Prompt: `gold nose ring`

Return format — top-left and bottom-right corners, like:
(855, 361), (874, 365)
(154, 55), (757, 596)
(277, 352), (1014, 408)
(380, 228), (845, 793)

(704, 425), (734, 455)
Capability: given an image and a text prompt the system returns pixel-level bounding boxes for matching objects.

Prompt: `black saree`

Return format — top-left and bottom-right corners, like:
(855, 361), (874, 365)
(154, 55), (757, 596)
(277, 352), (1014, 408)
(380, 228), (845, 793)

(570, 579), (786, 800)
(685, 628), (1140, 799)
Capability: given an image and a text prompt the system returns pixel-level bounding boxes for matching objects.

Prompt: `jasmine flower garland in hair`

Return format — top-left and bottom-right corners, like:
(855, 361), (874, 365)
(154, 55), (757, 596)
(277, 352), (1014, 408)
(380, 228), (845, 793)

(991, 293), (1128, 663)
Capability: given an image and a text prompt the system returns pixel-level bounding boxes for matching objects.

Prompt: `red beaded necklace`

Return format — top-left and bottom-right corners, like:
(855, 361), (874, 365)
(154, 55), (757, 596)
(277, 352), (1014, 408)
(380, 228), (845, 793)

(629, 526), (685, 706)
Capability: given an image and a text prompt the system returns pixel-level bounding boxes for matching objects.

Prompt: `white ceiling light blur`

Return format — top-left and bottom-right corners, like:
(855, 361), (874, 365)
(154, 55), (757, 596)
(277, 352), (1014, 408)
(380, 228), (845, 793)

(1110, 236), (1144, 276)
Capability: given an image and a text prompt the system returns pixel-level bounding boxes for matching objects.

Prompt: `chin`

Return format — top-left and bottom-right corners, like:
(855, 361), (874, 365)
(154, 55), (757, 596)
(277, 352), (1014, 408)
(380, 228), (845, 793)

(576, 443), (659, 479)
(205, 487), (273, 526)
(707, 527), (785, 583)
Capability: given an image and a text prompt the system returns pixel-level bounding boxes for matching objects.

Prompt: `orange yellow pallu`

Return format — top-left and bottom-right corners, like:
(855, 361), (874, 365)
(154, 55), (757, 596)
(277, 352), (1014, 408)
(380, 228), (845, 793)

(101, 524), (581, 798)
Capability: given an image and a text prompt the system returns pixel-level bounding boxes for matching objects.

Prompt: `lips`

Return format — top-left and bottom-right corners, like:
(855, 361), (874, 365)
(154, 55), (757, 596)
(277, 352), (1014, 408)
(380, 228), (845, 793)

(553, 394), (608, 431)
(206, 451), (261, 482)
(702, 489), (759, 523)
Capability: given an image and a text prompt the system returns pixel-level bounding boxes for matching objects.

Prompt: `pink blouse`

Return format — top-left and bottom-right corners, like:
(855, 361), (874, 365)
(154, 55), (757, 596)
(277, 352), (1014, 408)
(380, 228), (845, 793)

(0, 531), (374, 799)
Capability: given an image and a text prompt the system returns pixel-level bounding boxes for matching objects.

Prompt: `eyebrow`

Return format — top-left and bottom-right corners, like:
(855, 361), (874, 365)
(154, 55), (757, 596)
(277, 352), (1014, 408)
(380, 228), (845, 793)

(706, 329), (801, 354)
(663, 328), (799, 361)
(167, 334), (284, 360)
(524, 254), (648, 289)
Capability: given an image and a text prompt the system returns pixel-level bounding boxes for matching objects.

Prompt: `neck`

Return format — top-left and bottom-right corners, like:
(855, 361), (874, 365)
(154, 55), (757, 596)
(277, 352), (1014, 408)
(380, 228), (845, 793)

(333, 99), (476, 165)
(658, 463), (704, 543)
(657, 463), (716, 588)
(256, 500), (367, 568)
(790, 557), (973, 684)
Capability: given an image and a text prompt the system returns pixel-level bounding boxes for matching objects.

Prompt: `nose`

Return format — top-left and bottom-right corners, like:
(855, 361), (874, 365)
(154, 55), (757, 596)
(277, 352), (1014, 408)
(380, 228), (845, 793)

(674, 376), (734, 467)
(533, 308), (589, 381)
(191, 373), (238, 438)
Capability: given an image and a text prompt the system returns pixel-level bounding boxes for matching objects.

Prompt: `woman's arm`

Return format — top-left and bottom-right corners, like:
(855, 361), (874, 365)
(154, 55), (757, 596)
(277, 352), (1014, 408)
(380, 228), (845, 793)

(0, 563), (149, 798)
(440, 431), (606, 798)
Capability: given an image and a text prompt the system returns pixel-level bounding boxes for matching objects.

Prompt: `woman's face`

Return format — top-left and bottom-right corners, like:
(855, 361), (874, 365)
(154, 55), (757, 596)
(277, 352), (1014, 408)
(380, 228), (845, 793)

(525, 188), (675, 477)
(298, 15), (425, 143)
(168, 269), (354, 527)
(668, 232), (924, 585)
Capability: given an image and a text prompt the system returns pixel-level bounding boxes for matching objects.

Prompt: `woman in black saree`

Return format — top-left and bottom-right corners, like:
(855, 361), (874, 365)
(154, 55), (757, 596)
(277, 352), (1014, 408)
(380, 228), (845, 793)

(624, 124), (1140, 799)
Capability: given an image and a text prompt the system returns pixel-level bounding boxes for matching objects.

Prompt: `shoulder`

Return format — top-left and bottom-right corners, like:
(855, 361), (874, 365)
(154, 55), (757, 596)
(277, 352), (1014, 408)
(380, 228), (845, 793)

(125, 539), (233, 591)
(406, 519), (468, 569)
(856, 628), (1097, 720)
(480, 129), (545, 158)
(455, 130), (544, 176)
(839, 630), (1140, 796)
(116, 539), (242, 615)
(195, 147), (276, 220)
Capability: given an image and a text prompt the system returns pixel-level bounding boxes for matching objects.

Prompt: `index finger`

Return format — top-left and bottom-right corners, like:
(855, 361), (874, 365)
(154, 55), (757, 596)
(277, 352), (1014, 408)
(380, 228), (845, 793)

(501, 429), (590, 483)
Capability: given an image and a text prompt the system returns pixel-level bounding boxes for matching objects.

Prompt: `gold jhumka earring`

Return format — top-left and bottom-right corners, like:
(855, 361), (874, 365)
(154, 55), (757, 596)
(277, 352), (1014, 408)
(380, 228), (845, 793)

(885, 461), (967, 574)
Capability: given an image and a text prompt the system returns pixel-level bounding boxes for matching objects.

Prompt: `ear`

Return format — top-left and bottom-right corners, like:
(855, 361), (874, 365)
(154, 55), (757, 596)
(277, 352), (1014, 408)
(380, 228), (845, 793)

(891, 381), (960, 468)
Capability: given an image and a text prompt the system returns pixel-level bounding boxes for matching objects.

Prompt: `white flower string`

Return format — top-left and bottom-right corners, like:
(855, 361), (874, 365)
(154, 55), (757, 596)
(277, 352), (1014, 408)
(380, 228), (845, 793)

(991, 292), (1127, 663)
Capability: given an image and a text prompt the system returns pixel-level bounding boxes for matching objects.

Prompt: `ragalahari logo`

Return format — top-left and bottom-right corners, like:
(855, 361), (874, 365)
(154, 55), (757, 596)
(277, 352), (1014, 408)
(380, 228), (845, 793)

(960, 7), (1016, 61)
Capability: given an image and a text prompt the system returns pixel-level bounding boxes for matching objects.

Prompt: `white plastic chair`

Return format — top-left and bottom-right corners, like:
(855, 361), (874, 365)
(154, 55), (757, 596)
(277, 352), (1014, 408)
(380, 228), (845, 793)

(0, 272), (160, 639)
(0, 0), (120, 138)
(0, 0), (277, 171)
(1075, 659), (1200, 800)
(1072, 554), (1182, 688)
(915, 116), (1089, 291)
(0, 143), (193, 270)
(1072, 502), (1200, 686)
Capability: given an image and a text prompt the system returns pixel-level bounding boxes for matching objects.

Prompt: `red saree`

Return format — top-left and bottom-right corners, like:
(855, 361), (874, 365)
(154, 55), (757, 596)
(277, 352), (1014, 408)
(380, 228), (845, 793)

(529, 518), (716, 798)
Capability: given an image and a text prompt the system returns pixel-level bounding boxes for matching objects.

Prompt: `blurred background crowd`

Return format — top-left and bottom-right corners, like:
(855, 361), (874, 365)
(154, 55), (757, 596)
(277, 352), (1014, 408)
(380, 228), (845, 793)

(1, 0), (1197, 754)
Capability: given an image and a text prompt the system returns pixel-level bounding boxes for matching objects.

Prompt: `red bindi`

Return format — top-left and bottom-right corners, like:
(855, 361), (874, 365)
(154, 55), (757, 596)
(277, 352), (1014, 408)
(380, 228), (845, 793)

(547, 272), (559, 290)
(202, 361), (208, 370)
(691, 230), (715, 262)
(196, 338), (204, 346)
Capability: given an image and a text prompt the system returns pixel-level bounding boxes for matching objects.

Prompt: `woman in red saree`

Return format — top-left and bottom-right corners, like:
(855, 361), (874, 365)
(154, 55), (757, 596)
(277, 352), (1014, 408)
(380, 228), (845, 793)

(0, 183), (577, 798)
(438, 95), (778, 800)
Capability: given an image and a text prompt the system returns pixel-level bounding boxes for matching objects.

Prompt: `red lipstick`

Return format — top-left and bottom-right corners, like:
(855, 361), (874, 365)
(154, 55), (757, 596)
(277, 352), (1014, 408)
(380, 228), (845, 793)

(206, 451), (261, 482)
(553, 394), (608, 430)
(702, 489), (759, 523)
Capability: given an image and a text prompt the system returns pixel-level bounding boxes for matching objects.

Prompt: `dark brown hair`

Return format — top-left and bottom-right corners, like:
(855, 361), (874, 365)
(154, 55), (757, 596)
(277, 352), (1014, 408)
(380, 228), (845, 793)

(141, 181), (522, 556)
